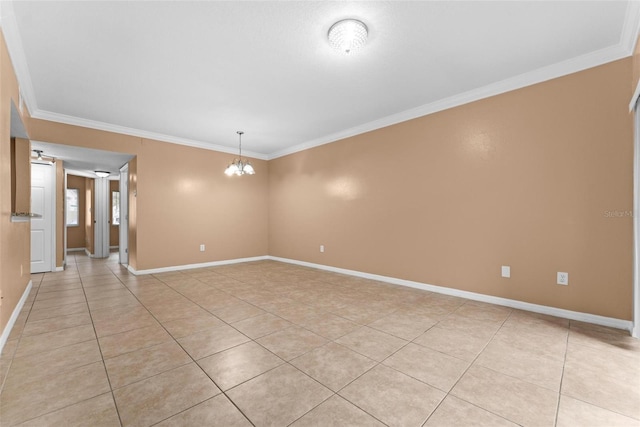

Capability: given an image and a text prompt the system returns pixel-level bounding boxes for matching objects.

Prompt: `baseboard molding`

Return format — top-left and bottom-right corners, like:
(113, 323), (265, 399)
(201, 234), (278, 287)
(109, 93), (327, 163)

(0, 280), (32, 356)
(268, 256), (634, 333)
(84, 248), (92, 257)
(54, 266), (64, 272)
(127, 255), (270, 276)
(66, 248), (85, 252)
(109, 246), (119, 250)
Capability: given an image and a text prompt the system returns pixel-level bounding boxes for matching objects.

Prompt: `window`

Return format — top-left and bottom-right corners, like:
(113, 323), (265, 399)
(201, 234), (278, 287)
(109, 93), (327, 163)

(112, 191), (120, 225)
(66, 188), (79, 226)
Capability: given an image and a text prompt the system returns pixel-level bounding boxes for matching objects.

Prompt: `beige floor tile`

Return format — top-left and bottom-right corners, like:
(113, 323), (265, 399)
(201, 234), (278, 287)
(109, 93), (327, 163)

(298, 314), (360, 340)
(368, 311), (438, 340)
(93, 309), (159, 338)
(84, 288), (133, 302)
(16, 392), (120, 427)
(21, 312), (92, 337)
(291, 395), (385, 427)
(568, 326), (640, 353)
(413, 326), (490, 361)
(475, 338), (564, 391)
(87, 294), (140, 311)
(178, 324), (250, 360)
(198, 341), (284, 390)
(31, 295), (87, 311)
(340, 364), (445, 426)
(99, 323), (172, 358)
(335, 326), (407, 362)
(451, 365), (558, 426)
(232, 313), (293, 339)
(113, 363), (220, 427)
(156, 394), (252, 426)
(256, 326), (328, 361)
(105, 340), (192, 389)
(424, 395), (518, 427)
(14, 324), (96, 358)
(383, 343), (470, 392)
(5, 340), (102, 388)
(556, 395), (640, 427)
(562, 359), (640, 419)
(210, 300), (266, 323)
(34, 288), (85, 301)
(436, 313), (502, 338)
(227, 364), (332, 426)
(28, 302), (89, 322)
(291, 342), (376, 391)
(566, 341), (640, 384)
(0, 361), (111, 425)
(491, 326), (568, 361)
(162, 312), (224, 338)
(454, 301), (512, 323)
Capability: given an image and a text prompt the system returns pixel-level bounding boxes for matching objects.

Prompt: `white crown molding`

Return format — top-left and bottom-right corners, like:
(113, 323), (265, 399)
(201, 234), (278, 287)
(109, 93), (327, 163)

(3, 1), (639, 162)
(31, 109), (269, 160)
(268, 42), (630, 160)
(269, 256), (633, 333)
(1, 1), (38, 116)
(621, 0), (640, 54)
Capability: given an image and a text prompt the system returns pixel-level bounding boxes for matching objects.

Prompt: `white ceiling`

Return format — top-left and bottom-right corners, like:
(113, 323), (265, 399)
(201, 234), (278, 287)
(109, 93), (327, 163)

(31, 140), (133, 178)
(2, 1), (639, 159)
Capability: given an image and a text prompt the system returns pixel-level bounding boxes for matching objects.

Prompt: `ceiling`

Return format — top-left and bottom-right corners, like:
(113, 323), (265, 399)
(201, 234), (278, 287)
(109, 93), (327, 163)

(31, 141), (133, 178)
(1, 1), (639, 160)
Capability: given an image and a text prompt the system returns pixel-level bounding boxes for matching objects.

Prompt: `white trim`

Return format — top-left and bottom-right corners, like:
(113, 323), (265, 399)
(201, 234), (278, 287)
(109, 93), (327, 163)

(109, 246), (119, 250)
(30, 110), (269, 161)
(84, 248), (92, 257)
(634, 100), (640, 339)
(127, 256), (269, 275)
(67, 248), (85, 252)
(630, 81), (640, 112)
(54, 266), (64, 272)
(269, 45), (628, 160)
(621, 1), (640, 55)
(0, 280), (32, 356)
(268, 256), (633, 333)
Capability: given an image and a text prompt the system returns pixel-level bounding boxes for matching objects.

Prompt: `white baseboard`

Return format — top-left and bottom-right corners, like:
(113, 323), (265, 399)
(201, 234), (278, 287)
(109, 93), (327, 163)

(84, 248), (92, 257)
(54, 266), (64, 272)
(66, 248), (85, 252)
(127, 255), (270, 276)
(109, 246), (118, 250)
(268, 256), (634, 334)
(0, 280), (32, 356)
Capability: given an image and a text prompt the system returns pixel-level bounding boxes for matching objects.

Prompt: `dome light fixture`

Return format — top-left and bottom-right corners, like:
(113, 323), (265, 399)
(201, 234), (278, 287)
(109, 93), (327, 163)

(94, 171), (110, 178)
(225, 131), (255, 176)
(328, 19), (368, 54)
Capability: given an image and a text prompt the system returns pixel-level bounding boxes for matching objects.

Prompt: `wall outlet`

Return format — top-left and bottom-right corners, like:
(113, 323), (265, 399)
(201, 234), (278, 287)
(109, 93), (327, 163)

(320, 245), (325, 253)
(557, 272), (569, 286)
(501, 266), (510, 278)
(199, 244), (205, 252)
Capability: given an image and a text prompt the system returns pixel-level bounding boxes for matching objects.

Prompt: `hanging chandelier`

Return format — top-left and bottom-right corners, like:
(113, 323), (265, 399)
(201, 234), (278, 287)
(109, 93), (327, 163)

(224, 131), (255, 176)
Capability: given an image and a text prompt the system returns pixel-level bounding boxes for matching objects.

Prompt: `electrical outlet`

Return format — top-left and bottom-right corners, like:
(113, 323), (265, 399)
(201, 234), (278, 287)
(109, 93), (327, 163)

(501, 266), (510, 278)
(320, 245), (325, 253)
(199, 244), (205, 252)
(557, 272), (569, 286)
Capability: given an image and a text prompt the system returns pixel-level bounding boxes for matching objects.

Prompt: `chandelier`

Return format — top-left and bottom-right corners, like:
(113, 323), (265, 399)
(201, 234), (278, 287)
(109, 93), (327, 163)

(224, 131), (255, 176)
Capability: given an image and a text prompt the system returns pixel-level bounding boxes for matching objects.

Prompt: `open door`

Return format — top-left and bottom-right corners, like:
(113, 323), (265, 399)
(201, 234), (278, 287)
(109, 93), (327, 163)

(31, 163), (55, 273)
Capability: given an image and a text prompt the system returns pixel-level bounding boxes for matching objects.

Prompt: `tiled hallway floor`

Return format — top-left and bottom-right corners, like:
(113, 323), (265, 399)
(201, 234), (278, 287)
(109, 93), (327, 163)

(1, 253), (639, 426)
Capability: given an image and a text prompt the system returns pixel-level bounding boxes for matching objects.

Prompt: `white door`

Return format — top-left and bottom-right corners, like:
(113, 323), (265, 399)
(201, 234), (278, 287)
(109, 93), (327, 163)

(119, 164), (129, 265)
(31, 163), (54, 273)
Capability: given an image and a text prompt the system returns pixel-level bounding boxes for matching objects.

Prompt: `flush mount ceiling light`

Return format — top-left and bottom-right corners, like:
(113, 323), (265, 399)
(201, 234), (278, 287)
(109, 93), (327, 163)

(94, 171), (110, 178)
(328, 19), (368, 54)
(224, 131), (255, 176)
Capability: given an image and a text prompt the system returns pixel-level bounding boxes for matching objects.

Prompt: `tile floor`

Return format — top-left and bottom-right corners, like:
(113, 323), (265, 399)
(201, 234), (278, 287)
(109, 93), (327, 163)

(1, 252), (639, 426)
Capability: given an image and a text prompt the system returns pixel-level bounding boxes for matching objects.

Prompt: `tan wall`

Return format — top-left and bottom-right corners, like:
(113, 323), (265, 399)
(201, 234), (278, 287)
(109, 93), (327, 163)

(0, 32), (32, 335)
(28, 121), (269, 270)
(66, 174), (86, 249)
(85, 179), (94, 254)
(109, 180), (119, 247)
(11, 138), (30, 214)
(269, 58), (634, 320)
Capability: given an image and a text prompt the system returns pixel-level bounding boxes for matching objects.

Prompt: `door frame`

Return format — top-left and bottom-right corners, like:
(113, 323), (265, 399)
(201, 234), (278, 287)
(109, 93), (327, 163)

(119, 164), (129, 266)
(634, 101), (640, 338)
(93, 177), (109, 258)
